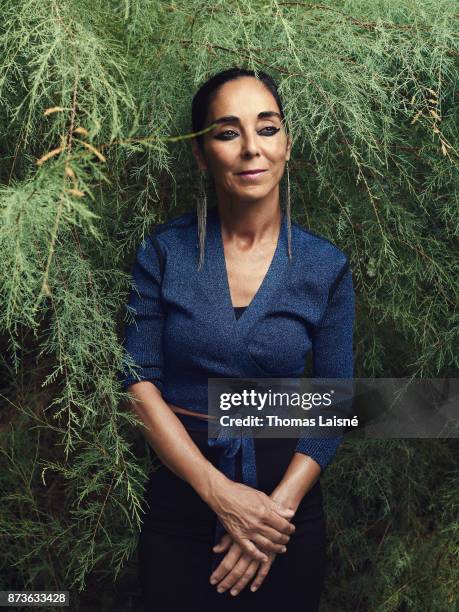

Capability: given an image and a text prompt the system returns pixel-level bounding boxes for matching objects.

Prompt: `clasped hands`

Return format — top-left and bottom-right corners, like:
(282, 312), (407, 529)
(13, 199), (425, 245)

(208, 479), (297, 597)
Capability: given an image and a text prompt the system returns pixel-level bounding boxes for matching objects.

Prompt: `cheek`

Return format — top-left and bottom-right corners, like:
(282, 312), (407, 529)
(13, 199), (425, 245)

(206, 145), (238, 175)
(263, 141), (288, 164)
(267, 158), (287, 187)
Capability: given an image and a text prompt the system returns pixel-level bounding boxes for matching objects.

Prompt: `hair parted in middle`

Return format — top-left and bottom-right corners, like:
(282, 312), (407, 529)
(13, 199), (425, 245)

(191, 67), (292, 270)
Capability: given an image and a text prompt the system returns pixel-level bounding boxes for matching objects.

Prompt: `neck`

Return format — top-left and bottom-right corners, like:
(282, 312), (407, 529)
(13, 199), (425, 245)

(214, 185), (282, 245)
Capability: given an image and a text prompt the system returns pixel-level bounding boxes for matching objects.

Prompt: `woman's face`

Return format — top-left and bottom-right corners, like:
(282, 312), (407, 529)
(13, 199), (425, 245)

(193, 76), (291, 203)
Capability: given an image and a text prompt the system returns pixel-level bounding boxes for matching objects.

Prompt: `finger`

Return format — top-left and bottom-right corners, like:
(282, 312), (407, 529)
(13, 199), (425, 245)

(215, 554), (253, 594)
(251, 532), (288, 555)
(255, 524), (290, 546)
(237, 538), (269, 563)
(265, 509), (296, 535)
(213, 533), (232, 553)
(250, 556), (274, 592)
(271, 501), (296, 518)
(228, 558), (260, 596)
(209, 542), (243, 585)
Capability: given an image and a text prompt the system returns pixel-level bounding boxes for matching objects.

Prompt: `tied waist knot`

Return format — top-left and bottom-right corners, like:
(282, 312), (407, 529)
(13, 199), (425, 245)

(207, 412), (258, 572)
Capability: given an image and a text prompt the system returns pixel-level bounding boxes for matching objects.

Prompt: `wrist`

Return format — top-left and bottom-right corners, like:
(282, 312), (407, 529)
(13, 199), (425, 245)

(190, 461), (231, 508)
(271, 452), (322, 512)
(270, 484), (302, 514)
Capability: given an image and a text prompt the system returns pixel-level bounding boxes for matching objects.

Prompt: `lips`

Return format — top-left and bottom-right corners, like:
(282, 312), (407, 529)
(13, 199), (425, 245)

(236, 169), (266, 175)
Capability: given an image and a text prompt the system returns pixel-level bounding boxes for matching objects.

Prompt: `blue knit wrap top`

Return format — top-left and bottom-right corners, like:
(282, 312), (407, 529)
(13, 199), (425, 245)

(119, 204), (355, 566)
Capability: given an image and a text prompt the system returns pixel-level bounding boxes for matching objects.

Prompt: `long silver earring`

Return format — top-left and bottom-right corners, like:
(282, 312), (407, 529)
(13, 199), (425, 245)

(197, 171), (207, 270)
(286, 161), (292, 261)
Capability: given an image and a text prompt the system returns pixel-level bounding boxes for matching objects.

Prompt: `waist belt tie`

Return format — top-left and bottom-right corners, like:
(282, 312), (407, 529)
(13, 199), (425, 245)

(207, 413), (258, 572)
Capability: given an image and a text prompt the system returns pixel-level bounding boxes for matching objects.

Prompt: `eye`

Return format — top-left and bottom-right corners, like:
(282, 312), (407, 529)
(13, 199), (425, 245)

(259, 126), (280, 136)
(215, 130), (241, 140)
(215, 125), (280, 140)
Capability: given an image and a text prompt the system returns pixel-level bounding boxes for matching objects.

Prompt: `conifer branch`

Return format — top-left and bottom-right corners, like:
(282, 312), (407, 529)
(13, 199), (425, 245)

(39, 67), (80, 299)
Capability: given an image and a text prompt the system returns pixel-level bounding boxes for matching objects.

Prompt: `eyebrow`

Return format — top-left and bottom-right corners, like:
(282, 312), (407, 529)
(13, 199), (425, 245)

(211, 111), (282, 125)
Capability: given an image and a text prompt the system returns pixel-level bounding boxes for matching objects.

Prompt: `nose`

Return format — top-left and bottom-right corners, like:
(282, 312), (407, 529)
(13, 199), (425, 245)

(241, 132), (260, 158)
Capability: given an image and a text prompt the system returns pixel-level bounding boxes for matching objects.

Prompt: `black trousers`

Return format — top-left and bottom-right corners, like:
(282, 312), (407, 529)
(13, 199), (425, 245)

(138, 431), (327, 611)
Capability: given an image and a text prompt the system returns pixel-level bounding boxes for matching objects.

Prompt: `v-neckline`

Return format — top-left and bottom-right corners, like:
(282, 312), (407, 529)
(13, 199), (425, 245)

(210, 205), (287, 331)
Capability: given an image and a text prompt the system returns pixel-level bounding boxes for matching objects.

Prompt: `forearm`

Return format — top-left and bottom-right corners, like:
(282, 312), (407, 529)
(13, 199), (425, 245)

(270, 452), (321, 512)
(125, 381), (228, 504)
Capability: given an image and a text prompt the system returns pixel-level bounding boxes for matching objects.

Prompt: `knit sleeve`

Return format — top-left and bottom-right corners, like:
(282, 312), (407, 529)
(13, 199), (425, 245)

(294, 259), (355, 471)
(118, 234), (166, 393)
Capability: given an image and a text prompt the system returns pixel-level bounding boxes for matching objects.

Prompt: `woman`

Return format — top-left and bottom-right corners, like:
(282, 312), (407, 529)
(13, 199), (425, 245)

(120, 67), (355, 611)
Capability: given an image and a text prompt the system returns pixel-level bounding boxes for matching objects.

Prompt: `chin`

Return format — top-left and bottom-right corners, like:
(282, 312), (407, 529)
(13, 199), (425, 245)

(239, 186), (265, 195)
(235, 186), (273, 201)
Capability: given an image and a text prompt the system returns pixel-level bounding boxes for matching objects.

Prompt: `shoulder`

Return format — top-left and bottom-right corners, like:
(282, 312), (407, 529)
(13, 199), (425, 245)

(132, 210), (197, 277)
(146, 209), (198, 254)
(154, 210), (197, 235)
(292, 220), (349, 270)
(151, 210), (197, 241)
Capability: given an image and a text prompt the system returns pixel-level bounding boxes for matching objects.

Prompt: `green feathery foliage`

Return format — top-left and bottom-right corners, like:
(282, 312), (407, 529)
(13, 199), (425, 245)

(0, 0), (457, 610)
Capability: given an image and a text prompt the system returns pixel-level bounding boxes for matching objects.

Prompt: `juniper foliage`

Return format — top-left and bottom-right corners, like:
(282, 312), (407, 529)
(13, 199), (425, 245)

(0, 1), (457, 610)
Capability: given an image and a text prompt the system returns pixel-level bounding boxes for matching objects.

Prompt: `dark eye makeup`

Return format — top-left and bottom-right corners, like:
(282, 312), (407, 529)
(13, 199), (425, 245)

(215, 126), (280, 140)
